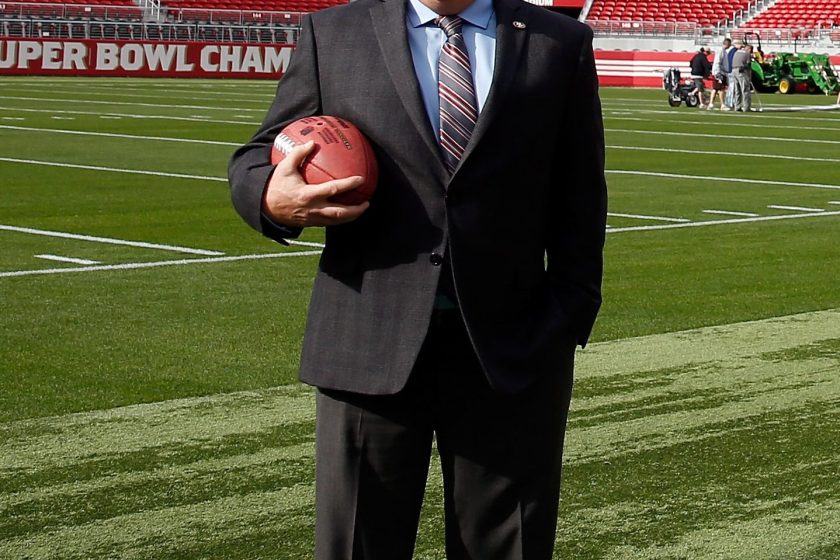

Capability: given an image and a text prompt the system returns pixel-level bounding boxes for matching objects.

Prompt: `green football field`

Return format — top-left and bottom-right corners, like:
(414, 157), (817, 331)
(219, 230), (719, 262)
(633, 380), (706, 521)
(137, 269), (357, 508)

(1, 77), (839, 559)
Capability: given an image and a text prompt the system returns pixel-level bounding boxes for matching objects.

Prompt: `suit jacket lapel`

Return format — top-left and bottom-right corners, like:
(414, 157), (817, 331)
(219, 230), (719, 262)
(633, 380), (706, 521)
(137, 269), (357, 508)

(370, 0), (447, 179)
(455, 0), (528, 174)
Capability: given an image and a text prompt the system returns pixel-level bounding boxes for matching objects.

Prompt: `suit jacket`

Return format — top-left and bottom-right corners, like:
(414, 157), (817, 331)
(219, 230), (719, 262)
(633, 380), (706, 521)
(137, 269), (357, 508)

(228, 0), (607, 395)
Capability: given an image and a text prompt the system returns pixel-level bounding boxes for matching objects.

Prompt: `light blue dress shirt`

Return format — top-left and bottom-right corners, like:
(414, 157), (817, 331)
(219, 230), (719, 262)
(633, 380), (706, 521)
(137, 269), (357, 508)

(405, 0), (497, 137)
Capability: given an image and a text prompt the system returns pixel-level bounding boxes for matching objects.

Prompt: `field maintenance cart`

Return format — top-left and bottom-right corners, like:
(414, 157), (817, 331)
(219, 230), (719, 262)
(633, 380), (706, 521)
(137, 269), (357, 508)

(745, 32), (840, 95)
(663, 68), (701, 107)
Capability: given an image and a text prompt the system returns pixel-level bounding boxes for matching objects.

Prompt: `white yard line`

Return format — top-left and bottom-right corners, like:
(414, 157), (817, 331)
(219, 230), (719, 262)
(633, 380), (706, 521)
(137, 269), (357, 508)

(34, 254), (100, 265)
(0, 95), (266, 113)
(0, 87), (273, 104)
(0, 250), (323, 278)
(603, 100), (840, 121)
(288, 240), (326, 248)
(606, 170), (840, 191)
(607, 210), (840, 233)
(3, 84), (274, 101)
(0, 79), (277, 94)
(608, 212), (690, 223)
(606, 128), (840, 146)
(0, 125), (239, 147)
(0, 106), (260, 125)
(608, 145), (840, 164)
(608, 115), (840, 133)
(767, 204), (825, 213)
(6, 158), (838, 193)
(702, 209), (760, 217)
(3, 209), (837, 278)
(829, 201), (840, 205)
(0, 224), (224, 256)
(0, 157), (226, 182)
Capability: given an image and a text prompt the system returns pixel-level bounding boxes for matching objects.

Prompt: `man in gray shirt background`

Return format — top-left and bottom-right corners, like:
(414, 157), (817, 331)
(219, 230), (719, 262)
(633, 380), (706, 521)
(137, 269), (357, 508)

(731, 41), (753, 112)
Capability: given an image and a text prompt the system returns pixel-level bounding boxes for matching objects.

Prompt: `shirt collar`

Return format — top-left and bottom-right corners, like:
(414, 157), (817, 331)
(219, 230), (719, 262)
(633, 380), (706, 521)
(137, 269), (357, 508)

(407, 0), (494, 30)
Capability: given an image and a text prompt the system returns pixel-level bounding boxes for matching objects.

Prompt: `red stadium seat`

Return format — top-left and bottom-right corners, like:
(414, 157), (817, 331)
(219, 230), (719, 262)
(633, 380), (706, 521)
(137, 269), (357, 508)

(741, 0), (840, 29)
(587, 0), (751, 26)
(587, 0), (840, 32)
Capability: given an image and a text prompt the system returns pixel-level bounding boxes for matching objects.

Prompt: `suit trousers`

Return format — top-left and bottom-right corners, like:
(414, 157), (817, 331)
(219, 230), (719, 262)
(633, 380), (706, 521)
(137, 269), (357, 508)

(314, 309), (576, 560)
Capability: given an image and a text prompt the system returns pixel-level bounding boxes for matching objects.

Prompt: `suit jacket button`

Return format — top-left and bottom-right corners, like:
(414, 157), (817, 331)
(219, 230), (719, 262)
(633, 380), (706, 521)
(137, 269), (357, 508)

(429, 253), (444, 266)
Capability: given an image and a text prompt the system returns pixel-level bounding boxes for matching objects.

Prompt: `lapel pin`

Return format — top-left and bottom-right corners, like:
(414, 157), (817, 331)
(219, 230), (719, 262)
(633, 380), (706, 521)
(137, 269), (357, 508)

(513, 20), (526, 29)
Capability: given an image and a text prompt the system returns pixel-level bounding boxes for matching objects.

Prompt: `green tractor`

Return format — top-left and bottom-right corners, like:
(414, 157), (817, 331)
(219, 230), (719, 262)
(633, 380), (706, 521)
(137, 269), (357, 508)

(745, 32), (840, 95)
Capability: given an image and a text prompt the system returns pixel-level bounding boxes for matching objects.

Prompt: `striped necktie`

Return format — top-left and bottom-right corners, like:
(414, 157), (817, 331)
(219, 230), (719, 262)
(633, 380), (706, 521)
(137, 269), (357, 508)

(436, 15), (477, 174)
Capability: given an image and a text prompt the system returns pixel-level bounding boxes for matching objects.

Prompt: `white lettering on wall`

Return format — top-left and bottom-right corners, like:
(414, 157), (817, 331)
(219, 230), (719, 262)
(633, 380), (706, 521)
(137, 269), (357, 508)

(240, 46), (263, 73)
(200, 45), (219, 72)
(19, 41), (42, 69)
(119, 43), (143, 71)
(0, 39), (292, 76)
(0, 41), (17, 69)
(218, 46), (242, 73)
(175, 45), (194, 71)
(64, 42), (87, 70)
(41, 41), (62, 69)
(144, 43), (177, 71)
(96, 43), (119, 70)
(263, 47), (292, 74)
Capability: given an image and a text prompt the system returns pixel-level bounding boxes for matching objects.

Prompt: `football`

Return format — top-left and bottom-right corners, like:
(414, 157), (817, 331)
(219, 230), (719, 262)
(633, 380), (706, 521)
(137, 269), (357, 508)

(270, 115), (378, 205)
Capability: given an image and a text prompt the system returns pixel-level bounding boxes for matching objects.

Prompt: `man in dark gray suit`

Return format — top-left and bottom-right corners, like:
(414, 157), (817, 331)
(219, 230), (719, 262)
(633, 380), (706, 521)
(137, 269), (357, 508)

(229, 0), (607, 556)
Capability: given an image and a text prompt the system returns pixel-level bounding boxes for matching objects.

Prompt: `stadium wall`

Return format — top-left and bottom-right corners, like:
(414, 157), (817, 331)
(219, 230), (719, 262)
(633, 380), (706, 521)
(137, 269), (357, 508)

(596, 51), (697, 88)
(0, 39), (294, 78)
(2, 39), (839, 87)
(595, 50), (840, 87)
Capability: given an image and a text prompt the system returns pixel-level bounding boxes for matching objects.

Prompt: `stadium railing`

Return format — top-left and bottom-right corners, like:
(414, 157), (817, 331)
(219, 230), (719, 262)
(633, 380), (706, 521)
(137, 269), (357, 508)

(171, 7), (301, 25)
(586, 20), (711, 38)
(0, 1), (304, 26)
(722, 0), (776, 28)
(0, 16), (299, 42)
(585, 19), (838, 47)
(0, 1), (144, 21)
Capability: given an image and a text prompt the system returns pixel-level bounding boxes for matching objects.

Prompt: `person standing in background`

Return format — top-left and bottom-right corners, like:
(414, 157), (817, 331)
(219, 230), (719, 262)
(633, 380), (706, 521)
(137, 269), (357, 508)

(709, 39), (730, 110)
(721, 38), (737, 110)
(731, 41), (753, 112)
(689, 47), (712, 109)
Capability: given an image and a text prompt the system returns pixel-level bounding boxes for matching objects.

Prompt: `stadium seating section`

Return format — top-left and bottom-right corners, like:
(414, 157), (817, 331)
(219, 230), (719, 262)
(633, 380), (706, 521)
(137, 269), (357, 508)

(0, 0), (339, 25)
(164, 0), (342, 11)
(1, 0), (143, 21)
(2, 0), (839, 43)
(745, 0), (840, 28)
(586, 0), (754, 26)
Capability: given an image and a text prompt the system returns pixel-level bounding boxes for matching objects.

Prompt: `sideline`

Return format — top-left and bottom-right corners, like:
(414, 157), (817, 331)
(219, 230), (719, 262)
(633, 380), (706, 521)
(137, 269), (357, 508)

(0, 224), (225, 256)
(0, 95), (266, 113)
(608, 145), (840, 164)
(607, 169), (840, 190)
(0, 106), (261, 126)
(606, 127), (840, 145)
(0, 125), (240, 146)
(0, 157), (226, 181)
(0, 250), (324, 279)
(607, 209), (840, 233)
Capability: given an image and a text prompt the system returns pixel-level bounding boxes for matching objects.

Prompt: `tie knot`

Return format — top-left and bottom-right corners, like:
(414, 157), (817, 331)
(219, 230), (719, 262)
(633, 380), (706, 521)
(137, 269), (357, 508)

(435, 15), (463, 38)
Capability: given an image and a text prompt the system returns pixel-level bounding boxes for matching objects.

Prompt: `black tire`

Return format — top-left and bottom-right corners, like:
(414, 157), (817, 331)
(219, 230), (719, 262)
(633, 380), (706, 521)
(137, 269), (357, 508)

(778, 77), (794, 94)
(686, 93), (700, 107)
(668, 96), (682, 107)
